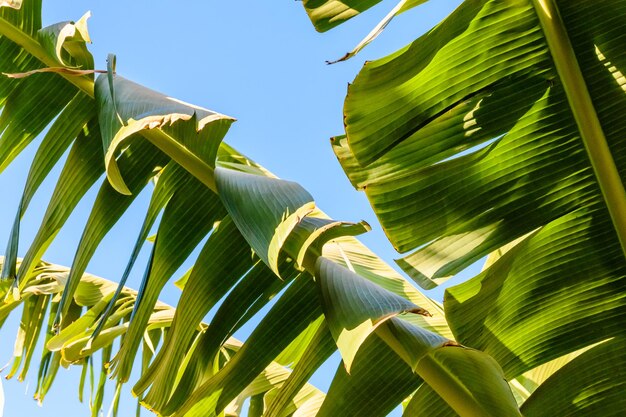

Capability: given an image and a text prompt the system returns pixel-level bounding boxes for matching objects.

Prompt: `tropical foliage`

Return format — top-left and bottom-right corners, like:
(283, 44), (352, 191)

(0, 0), (625, 416)
(318, 0), (626, 414)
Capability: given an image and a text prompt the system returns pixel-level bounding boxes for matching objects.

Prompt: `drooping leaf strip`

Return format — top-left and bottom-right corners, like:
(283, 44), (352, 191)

(0, 6), (96, 283)
(0, 258), (326, 415)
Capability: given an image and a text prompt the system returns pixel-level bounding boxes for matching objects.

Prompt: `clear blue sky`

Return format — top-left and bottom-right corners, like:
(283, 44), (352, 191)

(0, 1), (466, 415)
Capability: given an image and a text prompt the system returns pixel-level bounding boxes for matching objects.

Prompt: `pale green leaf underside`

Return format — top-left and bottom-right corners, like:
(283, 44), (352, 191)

(315, 256), (427, 370)
(95, 74), (234, 195)
(0, 257), (323, 417)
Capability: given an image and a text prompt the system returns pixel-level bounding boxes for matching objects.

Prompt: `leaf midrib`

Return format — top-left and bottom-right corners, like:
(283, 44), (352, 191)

(530, 0), (626, 260)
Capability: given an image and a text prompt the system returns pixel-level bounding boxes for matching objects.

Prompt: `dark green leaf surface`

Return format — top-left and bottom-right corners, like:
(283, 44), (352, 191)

(318, 333), (422, 417)
(521, 337), (626, 416)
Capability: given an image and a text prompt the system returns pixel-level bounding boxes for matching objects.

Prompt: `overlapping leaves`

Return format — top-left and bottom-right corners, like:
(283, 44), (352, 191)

(319, 0), (626, 414)
(0, 257), (327, 416)
(0, 2), (520, 416)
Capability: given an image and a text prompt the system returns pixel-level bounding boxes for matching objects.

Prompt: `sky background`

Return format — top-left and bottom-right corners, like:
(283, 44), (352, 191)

(0, 1), (468, 416)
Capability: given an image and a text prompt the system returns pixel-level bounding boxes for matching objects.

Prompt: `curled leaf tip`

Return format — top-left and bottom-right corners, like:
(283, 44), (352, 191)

(408, 307), (431, 317)
(0, 0), (21, 9)
(82, 338), (94, 353)
(326, 53), (350, 65)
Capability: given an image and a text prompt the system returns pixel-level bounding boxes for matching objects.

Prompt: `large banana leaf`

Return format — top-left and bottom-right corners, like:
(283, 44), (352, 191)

(0, 1), (521, 416)
(313, 0), (626, 413)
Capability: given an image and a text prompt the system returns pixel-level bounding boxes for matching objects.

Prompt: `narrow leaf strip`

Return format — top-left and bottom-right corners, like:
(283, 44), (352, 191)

(2, 93), (94, 281)
(110, 176), (224, 383)
(3, 67), (105, 78)
(91, 161), (189, 341)
(168, 276), (322, 417)
(162, 260), (293, 411)
(53, 139), (167, 328)
(328, 0), (427, 64)
(264, 320), (335, 417)
(14, 118), (104, 286)
(134, 216), (254, 409)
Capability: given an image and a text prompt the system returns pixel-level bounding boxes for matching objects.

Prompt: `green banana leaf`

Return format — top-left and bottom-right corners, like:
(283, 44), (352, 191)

(0, 9), (438, 417)
(313, 0), (626, 414)
(0, 0), (558, 415)
(520, 337), (626, 416)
